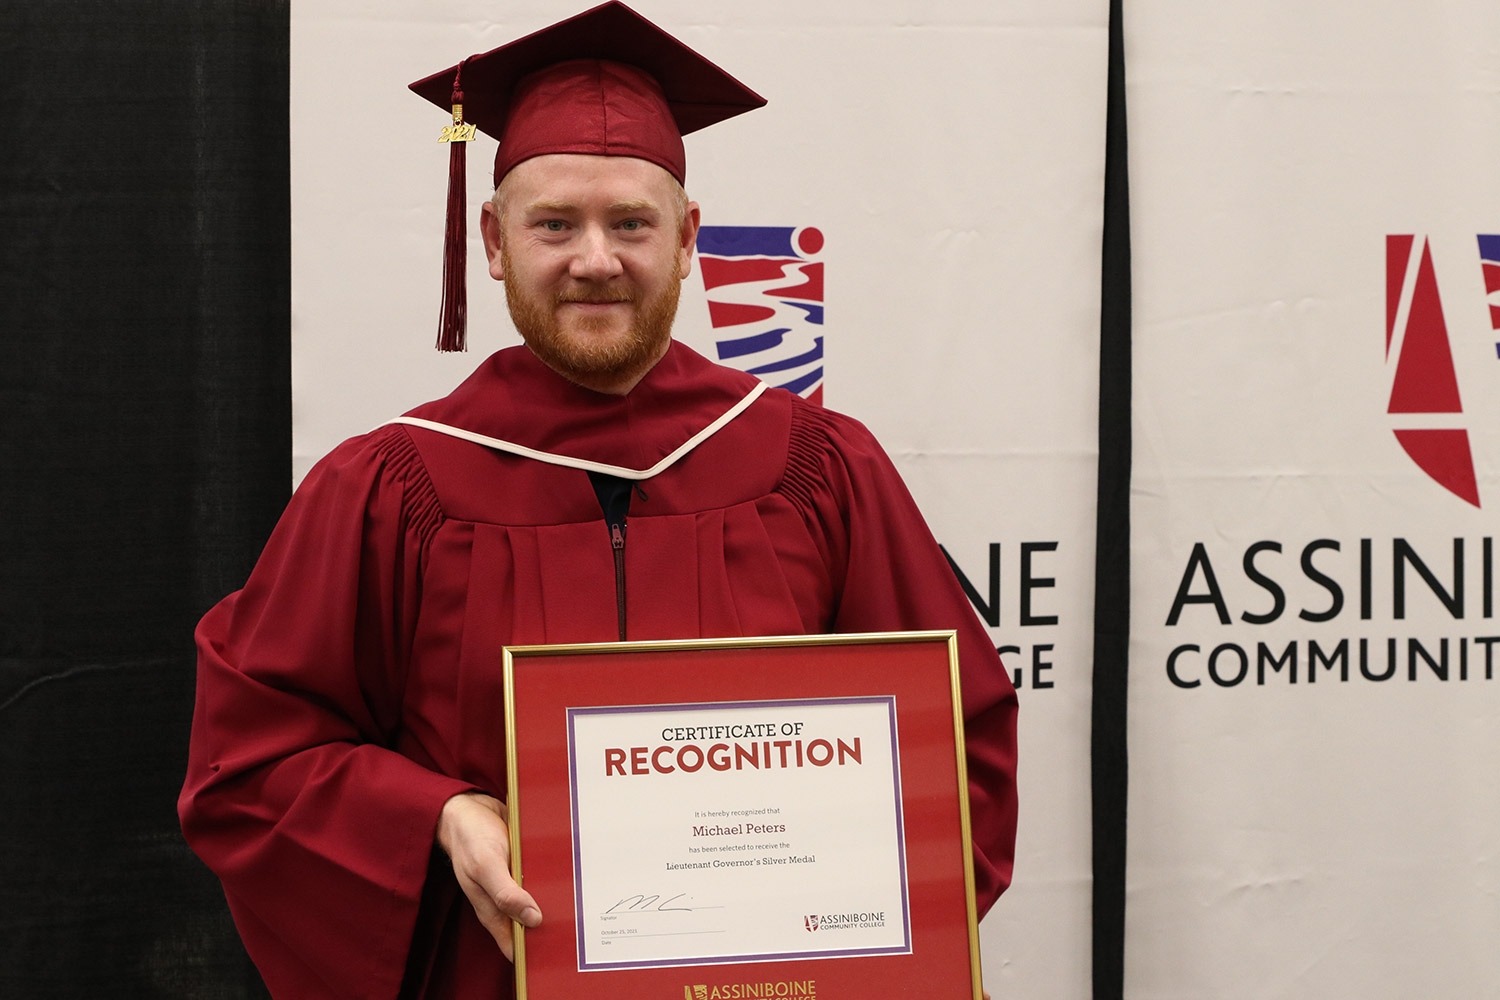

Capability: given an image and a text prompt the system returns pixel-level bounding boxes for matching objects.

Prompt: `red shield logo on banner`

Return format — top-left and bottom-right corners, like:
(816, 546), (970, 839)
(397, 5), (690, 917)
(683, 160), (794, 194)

(1384, 234), (1497, 507)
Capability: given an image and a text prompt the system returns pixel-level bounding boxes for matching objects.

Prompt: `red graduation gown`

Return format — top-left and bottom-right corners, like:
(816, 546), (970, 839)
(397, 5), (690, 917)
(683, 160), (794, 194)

(180, 342), (1017, 1000)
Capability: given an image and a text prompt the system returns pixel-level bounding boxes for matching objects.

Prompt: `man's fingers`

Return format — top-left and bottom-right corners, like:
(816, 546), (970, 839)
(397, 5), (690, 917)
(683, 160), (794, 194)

(496, 920), (516, 963)
(479, 873), (542, 928)
(454, 861), (541, 959)
(457, 873), (517, 959)
(455, 851), (540, 959)
(438, 791), (544, 958)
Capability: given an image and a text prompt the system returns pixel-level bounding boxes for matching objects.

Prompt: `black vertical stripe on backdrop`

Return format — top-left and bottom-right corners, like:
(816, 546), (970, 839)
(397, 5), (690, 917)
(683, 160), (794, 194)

(1093, 0), (1132, 997)
(0, 2), (286, 997)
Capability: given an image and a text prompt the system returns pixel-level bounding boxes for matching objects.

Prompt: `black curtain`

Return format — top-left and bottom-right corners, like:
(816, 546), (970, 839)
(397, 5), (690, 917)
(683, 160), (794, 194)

(1092, 0), (1132, 996)
(0, 2), (287, 997)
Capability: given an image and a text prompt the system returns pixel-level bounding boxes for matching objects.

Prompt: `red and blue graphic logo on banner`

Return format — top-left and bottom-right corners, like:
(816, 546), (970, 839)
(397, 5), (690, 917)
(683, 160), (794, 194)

(1385, 235), (1498, 508)
(696, 226), (824, 404)
(1479, 235), (1500, 352)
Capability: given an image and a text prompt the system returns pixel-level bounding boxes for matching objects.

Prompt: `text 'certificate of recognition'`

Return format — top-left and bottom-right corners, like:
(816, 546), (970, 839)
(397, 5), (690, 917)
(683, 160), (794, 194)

(567, 697), (911, 971)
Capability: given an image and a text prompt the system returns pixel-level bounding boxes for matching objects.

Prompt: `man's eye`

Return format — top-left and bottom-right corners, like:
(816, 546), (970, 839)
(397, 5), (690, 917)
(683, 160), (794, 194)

(619, 219), (643, 231)
(542, 220), (566, 232)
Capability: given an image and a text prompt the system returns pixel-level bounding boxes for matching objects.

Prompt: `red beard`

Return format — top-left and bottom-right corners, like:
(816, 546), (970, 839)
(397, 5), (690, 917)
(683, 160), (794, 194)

(502, 239), (682, 389)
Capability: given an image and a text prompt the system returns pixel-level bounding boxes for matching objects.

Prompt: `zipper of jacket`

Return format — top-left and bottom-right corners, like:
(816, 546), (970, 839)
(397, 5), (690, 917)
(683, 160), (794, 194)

(588, 471), (633, 642)
(609, 520), (627, 641)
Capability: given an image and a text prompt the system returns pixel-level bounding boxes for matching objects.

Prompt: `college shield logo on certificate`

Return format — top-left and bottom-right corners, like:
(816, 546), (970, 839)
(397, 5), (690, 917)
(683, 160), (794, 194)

(503, 632), (984, 999)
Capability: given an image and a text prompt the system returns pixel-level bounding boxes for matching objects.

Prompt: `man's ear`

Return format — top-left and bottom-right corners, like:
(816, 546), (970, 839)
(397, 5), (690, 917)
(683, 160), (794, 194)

(480, 199), (505, 281)
(678, 200), (702, 279)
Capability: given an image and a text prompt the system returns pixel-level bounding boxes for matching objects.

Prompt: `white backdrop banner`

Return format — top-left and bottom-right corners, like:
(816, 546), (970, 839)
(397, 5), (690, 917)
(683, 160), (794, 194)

(1128, 2), (1500, 997)
(292, 3), (1107, 995)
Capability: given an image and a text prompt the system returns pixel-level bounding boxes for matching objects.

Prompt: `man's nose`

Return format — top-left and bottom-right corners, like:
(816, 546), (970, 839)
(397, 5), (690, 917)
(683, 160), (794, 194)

(569, 225), (624, 281)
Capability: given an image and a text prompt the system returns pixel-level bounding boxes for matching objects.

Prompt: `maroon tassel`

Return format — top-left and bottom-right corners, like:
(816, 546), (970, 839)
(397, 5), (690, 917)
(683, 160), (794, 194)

(436, 66), (473, 352)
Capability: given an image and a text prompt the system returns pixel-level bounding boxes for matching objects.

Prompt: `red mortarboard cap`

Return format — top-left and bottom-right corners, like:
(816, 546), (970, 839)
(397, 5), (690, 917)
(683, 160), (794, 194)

(410, 1), (766, 350)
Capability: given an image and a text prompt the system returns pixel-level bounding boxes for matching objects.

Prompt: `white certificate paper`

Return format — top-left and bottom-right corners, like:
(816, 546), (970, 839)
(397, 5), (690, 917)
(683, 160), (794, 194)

(566, 696), (911, 971)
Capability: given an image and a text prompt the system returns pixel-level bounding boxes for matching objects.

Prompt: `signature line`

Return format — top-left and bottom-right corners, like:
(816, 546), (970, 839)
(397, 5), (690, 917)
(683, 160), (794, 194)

(620, 930), (727, 938)
(605, 905), (727, 916)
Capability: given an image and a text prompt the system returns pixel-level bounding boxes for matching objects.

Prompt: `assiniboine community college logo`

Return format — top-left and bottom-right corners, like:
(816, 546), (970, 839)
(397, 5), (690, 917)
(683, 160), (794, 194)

(696, 226), (825, 404)
(1385, 234), (1500, 507)
(682, 981), (817, 999)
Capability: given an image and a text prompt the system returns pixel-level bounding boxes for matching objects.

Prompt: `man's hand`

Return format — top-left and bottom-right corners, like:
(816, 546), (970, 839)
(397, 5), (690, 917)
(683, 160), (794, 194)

(436, 792), (542, 960)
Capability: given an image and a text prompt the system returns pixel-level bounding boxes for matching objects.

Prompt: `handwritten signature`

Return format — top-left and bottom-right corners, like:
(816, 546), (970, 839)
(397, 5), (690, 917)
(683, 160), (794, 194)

(605, 892), (704, 915)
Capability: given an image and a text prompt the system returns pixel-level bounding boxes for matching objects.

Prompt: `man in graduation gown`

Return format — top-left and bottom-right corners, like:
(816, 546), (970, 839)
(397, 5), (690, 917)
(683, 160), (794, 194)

(180, 4), (1018, 998)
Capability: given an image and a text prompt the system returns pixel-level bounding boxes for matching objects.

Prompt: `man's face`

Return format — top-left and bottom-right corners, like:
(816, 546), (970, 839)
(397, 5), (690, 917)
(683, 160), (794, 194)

(481, 153), (701, 393)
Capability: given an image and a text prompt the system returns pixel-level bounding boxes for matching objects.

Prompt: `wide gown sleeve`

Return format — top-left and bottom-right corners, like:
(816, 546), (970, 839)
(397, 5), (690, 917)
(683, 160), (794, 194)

(785, 401), (1019, 916)
(179, 428), (475, 1000)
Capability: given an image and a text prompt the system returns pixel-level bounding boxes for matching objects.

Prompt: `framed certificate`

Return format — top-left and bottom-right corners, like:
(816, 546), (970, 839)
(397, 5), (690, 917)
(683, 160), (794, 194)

(503, 631), (983, 999)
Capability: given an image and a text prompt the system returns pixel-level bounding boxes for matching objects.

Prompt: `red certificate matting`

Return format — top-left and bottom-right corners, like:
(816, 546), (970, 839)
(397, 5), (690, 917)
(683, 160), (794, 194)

(503, 631), (983, 1000)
